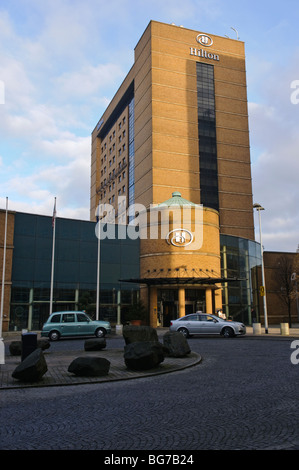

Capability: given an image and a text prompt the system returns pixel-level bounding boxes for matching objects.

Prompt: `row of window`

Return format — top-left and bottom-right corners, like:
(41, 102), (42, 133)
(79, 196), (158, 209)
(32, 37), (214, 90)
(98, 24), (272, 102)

(101, 117), (127, 150)
(197, 62), (219, 212)
(108, 186), (126, 204)
(101, 158), (126, 178)
(128, 97), (135, 216)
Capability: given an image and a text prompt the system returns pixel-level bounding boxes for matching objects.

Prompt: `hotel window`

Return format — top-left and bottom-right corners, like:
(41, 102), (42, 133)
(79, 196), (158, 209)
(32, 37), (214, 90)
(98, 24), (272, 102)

(196, 62), (219, 211)
(128, 96), (135, 211)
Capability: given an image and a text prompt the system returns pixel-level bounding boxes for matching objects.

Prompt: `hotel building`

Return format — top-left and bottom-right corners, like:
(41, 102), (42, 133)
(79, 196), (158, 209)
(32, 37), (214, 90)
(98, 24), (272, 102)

(3, 22), (296, 332)
(90, 20), (258, 327)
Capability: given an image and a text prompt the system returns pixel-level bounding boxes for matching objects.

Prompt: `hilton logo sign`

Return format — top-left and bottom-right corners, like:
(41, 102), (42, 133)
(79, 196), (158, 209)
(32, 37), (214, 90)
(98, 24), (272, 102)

(190, 33), (220, 62)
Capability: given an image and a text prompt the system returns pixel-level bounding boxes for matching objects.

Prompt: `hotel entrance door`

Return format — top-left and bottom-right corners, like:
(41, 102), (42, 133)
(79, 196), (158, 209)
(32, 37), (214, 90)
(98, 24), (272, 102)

(158, 289), (207, 326)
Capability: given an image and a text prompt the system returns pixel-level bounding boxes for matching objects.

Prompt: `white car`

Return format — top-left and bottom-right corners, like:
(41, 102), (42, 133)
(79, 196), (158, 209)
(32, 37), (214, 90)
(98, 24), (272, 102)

(169, 313), (246, 338)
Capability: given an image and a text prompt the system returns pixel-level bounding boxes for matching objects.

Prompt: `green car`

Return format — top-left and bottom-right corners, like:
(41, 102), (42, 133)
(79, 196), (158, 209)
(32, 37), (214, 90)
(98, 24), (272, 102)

(41, 311), (111, 341)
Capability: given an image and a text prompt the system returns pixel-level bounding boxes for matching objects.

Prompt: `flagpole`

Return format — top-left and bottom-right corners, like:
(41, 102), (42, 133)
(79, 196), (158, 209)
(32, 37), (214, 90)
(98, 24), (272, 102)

(96, 210), (100, 321)
(50, 197), (56, 316)
(0, 197), (8, 364)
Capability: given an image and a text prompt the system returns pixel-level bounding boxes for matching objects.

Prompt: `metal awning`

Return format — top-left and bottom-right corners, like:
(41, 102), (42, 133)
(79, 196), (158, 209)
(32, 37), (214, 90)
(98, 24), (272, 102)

(119, 276), (244, 286)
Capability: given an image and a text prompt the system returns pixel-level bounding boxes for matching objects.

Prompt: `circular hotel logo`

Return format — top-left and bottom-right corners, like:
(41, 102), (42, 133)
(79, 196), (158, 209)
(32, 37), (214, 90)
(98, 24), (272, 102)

(166, 229), (193, 247)
(196, 34), (213, 47)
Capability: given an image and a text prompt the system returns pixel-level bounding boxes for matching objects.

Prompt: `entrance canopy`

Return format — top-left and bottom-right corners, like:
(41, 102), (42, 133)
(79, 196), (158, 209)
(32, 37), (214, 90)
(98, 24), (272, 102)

(119, 276), (243, 286)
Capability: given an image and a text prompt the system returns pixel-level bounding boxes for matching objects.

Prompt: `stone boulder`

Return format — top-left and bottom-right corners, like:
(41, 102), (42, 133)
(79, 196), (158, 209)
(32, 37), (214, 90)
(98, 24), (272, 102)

(84, 338), (106, 351)
(122, 325), (158, 345)
(9, 338), (50, 356)
(124, 341), (164, 371)
(68, 356), (110, 377)
(37, 338), (51, 351)
(12, 348), (48, 382)
(163, 331), (191, 357)
(9, 341), (22, 356)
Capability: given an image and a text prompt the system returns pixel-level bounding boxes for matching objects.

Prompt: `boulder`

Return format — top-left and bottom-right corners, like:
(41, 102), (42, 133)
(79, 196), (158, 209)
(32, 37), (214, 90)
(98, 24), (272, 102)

(124, 341), (164, 371)
(37, 338), (51, 351)
(12, 348), (48, 382)
(68, 356), (110, 377)
(84, 338), (106, 351)
(9, 338), (50, 356)
(122, 325), (158, 345)
(163, 331), (191, 357)
(9, 341), (22, 356)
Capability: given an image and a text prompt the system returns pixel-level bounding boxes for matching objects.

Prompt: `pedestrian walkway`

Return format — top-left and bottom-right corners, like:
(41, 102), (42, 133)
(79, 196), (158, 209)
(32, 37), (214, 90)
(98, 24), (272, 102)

(246, 325), (299, 337)
(1, 325), (298, 390)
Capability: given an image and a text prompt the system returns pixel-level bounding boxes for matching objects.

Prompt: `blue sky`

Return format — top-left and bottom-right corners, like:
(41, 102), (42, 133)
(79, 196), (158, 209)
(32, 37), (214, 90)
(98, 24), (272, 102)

(0, 0), (298, 252)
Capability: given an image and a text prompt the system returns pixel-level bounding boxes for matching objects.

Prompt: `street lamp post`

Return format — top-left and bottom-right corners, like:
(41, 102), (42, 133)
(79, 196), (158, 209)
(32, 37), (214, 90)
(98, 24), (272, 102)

(0, 197), (8, 364)
(291, 272), (299, 322)
(253, 203), (269, 334)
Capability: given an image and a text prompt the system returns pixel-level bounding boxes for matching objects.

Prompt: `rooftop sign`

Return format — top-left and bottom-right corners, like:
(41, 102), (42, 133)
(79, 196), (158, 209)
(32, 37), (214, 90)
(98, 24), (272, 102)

(190, 33), (219, 62)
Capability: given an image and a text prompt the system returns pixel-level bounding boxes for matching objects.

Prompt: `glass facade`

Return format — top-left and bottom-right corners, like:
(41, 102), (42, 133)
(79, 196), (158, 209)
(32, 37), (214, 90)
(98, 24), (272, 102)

(220, 234), (262, 325)
(196, 62), (219, 211)
(9, 213), (139, 331)
(128, 96), (135, 219)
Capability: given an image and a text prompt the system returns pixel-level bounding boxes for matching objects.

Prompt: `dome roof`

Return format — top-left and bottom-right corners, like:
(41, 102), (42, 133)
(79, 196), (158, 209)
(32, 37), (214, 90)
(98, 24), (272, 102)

(158, 191), (199, 207)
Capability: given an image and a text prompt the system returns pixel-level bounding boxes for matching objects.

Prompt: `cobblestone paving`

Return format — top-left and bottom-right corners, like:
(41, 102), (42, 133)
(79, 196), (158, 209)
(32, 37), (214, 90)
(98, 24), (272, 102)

(0, 348), (200, 389)
(0, 336), (298, 451)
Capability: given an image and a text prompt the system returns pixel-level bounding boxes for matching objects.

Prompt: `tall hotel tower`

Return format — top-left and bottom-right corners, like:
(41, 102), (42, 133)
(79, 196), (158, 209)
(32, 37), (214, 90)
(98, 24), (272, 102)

(91, 21), (257, 325)
(91, 20), (254, 239)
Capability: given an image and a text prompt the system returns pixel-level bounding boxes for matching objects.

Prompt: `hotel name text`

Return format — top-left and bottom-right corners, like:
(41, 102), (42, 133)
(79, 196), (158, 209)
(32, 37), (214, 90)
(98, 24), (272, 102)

(190, 47), (220, 62)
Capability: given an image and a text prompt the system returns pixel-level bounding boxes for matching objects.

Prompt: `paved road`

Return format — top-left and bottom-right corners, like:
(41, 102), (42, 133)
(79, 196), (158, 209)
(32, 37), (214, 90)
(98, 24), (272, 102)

(0, 335), (298, 451)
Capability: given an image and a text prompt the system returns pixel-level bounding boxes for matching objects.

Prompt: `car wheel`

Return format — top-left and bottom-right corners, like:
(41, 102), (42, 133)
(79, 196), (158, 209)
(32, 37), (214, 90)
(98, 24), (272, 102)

(178, 327), (189, 338)
(222, 327), (234, 338)
(49, 330), (60, 341)
(95, 327), (106, 338)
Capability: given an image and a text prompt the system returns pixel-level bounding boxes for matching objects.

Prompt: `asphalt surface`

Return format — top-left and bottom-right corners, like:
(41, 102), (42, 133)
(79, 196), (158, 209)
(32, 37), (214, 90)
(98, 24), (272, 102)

(1, 327), (299, 453)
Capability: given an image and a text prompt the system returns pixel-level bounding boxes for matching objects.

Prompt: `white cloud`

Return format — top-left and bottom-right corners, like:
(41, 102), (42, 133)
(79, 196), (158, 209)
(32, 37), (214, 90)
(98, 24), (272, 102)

(249, 80), (299, 253)
(54, 63), (124, 99)
(0, 0), (298, 255)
